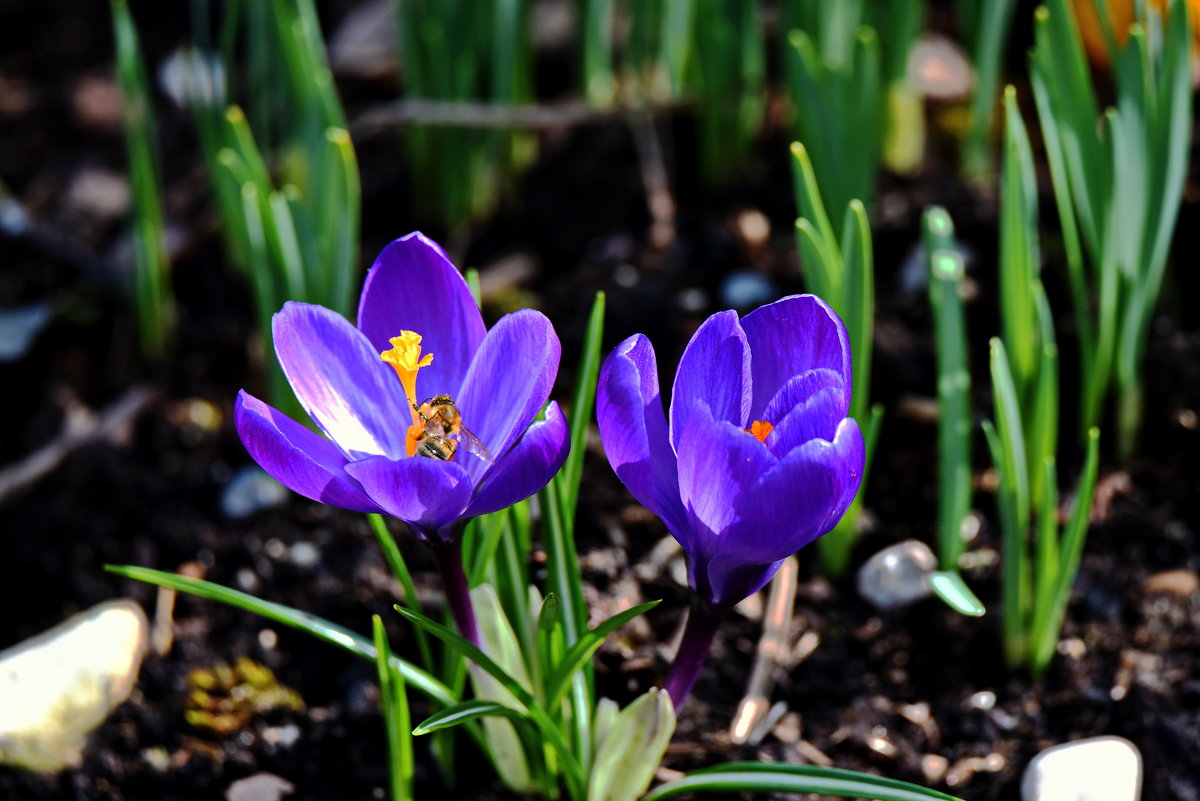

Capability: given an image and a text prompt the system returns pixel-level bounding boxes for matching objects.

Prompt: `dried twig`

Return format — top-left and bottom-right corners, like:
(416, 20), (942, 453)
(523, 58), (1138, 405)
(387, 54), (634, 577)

(0, 385), (158, 503)
(626, 108), (676, 249)
(351, 99), (622, 136)
(730, 556), (798, 745)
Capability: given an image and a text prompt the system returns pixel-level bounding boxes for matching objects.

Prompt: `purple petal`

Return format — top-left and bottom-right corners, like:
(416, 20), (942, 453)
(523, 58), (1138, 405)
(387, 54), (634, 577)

(670, 310), (752, 447)
(764, 386), (846, 457)
(809, 417), (866, 532)
(273, 302), (409, 460)
(356, 233), (486, 399)
(596, 335), (689, 539)
(465, 402), (570, 517)
(234, 390), (382, 513)
(698, 558), (785, 609)
(676, 401), (776, 559)
(454, 309), (560, 481)
(715, 417), (864, 566)
(345, 455), (474, 534)
(740, 295), (852, 421)
(760, 368), (847, 422)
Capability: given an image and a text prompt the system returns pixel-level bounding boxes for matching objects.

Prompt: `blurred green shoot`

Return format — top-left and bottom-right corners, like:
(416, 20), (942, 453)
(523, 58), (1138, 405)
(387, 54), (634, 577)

(999, 87), (1060, 513)
(583, 0), (696, 105)
(874, 0), (925, 175)
(112, 0), (173, 359)
(583, 0), (618, 104)
(182, 0), (359, 414)
(958, 0), (1018, 180)
(783, 0), (882, 216)
(1030, 0), (1192, 457)
(691, 0), (765, 183)
(394, 0), (536, 225)
(922, 209), (974, 575)
(790, 142), (883, 577)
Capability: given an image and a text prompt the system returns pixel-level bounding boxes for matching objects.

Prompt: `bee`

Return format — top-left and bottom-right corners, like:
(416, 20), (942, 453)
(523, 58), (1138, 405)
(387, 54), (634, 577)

(411, 394), (493, 463)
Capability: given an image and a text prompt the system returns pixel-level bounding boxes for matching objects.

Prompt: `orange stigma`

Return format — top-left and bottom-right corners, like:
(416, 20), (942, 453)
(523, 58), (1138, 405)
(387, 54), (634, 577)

(745, 420), (774, 443)
(380, 330), (433, 428)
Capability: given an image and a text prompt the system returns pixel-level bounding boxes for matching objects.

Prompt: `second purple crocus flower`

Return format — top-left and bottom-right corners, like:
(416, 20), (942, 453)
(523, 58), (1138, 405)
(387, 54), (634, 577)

(235, 232), (569, 642)
(597, 294), (864, 707)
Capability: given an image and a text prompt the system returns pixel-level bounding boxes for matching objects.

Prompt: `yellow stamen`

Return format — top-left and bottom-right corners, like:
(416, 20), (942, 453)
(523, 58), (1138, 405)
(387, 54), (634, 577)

(380, 330), (434, 426)
(745, 420), (774, 443)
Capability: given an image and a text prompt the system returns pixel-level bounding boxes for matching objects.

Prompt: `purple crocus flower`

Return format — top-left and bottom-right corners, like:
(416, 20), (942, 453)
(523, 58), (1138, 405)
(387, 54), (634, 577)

(235, 233), (568, 640)
(596, 294), (863, 706)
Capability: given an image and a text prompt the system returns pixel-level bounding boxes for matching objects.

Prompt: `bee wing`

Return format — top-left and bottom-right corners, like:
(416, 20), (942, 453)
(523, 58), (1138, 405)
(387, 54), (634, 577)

(453, 424), (493, 463)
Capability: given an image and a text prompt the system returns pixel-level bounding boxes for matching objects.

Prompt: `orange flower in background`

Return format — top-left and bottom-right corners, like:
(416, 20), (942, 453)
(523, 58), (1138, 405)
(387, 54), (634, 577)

(1070, 0), (1200, 69)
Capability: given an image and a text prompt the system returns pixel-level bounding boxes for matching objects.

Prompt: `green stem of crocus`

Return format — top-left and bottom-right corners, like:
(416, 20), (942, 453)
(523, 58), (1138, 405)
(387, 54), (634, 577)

(433, 537), (479, 648)
(662, 599), (728, 710)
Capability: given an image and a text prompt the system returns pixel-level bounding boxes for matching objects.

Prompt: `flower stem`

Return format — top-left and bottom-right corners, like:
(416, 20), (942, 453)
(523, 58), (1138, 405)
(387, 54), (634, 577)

(433, 538), (480, 647)
(663, 600), (727, 710)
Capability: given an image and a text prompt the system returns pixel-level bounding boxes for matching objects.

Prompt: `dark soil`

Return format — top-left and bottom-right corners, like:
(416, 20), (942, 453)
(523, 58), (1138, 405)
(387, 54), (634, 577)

(2, 1), (1198, 800)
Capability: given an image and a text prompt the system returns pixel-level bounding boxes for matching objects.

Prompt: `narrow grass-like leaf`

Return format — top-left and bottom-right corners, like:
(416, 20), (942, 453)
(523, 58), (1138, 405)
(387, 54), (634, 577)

(842, 200), (874, 427)
(789, 142), (840, 284)
(491, 503), (534, 657)
(367, 513), (434, 671)
(1031, 455), (1060, 659)
(929, 572), (986, 617)
(540, 294), (604, 763)
(643, 762), (965, 801)
(372, 615), (414, 801)
(999, 87), (1039, 398)
(1026, 285), (1059, 510)
(1030, 426), (1101, 676)
(393, 604), (586, 799)
(534, 592), (564, 705)
(106, 565), (455, 705)
(559, 291), (606, 525)
(925, 221), (972, 571)
(466, 509), (507, 587)
(413, 700), (528, 735)
(790, 168), (876, 577)
(467, 584), (538, 794)
(542, 600), (661, 710)
(960, 0), (1017, 179)
(987, 338), (1030, 667)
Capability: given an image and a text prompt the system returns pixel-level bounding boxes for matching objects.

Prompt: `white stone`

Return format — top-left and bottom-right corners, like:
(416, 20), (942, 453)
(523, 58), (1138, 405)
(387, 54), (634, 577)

(327, 0), (396, 79)
(0, 600), (149, 772)
(222, 465), (288, 519)
(0, 303), (53, 362)
(226, 772), (295, 801)
(857, 539), (938, 610)
(1021, 736), (1142, 801)
(289, 541), (320, 569)
(157, 48), (226, 110)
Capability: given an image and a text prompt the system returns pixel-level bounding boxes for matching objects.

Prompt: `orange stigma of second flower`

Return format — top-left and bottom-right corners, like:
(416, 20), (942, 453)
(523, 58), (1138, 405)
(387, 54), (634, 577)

(745, 420), (774, 443)
(380, 330), (433, 429)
